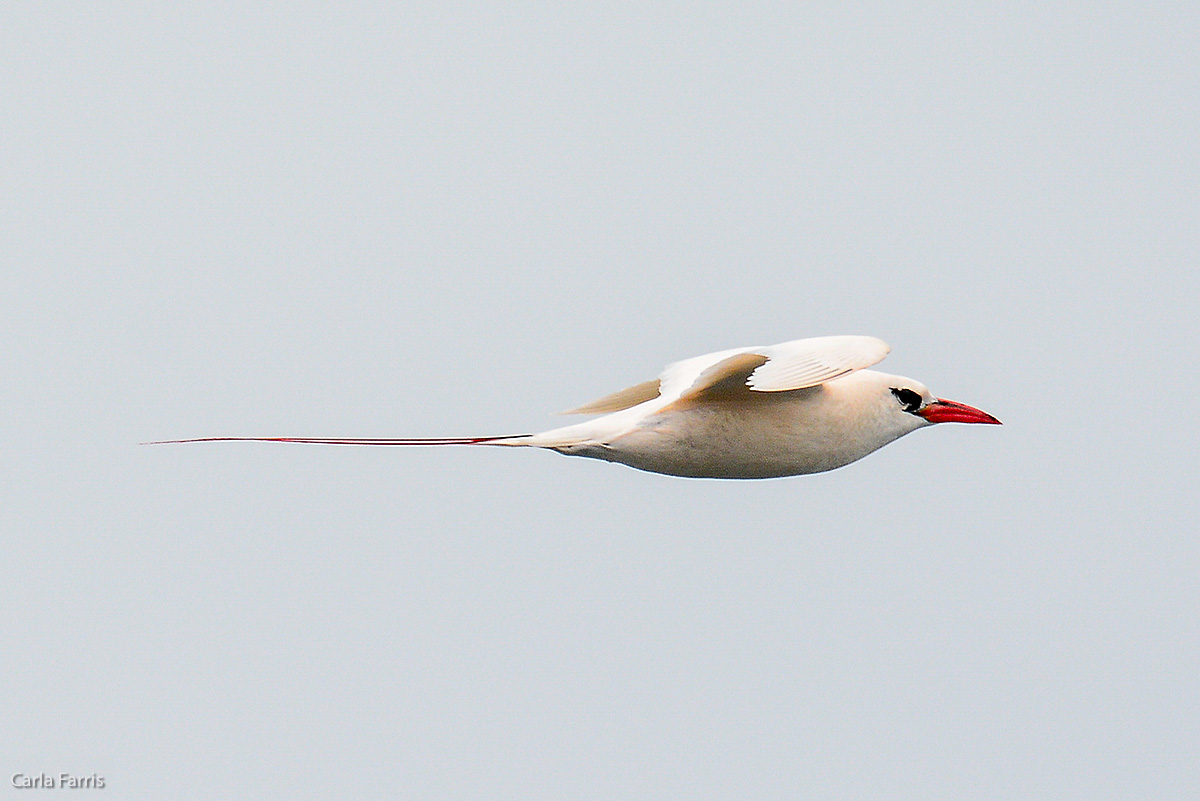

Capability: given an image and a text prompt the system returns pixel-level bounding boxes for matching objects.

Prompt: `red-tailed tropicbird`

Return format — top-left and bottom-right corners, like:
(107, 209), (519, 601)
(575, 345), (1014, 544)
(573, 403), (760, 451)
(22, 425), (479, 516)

(152, 336), (1000, 479)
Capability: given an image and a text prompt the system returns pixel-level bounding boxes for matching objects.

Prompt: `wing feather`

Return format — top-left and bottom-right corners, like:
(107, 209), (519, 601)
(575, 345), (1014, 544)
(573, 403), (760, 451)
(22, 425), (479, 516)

(746, 336), (890, 392)
(561, 379), (662, 415)
(561, 335), (890, 416)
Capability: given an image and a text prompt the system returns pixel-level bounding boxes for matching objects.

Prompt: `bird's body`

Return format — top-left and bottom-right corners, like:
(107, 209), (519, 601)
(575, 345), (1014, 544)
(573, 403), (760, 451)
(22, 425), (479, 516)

(153, 336), (1000, 479)
(508, 369), (929, 478)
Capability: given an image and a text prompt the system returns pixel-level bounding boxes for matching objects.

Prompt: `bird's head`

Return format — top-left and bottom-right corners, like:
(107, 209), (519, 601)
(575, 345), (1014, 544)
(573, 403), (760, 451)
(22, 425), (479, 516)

(792, 370), (1002, 473)
(880, 376), (1002, 428)
(840, 370), (1001, 446)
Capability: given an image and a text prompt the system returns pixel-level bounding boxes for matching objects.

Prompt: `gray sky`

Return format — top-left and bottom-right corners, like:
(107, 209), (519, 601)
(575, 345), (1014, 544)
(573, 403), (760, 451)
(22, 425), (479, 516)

(3, 3), (1198, 799)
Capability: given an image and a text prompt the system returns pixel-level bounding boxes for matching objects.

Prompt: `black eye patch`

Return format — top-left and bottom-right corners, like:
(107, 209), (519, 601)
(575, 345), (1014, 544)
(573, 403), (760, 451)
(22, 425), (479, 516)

(890, 387), (923, 413)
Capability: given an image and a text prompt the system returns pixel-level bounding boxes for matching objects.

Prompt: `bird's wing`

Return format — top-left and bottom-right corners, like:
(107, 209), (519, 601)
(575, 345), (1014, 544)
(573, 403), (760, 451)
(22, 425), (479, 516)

(562, 336), (889, 415)
(561, 345), (754, 415)
(664, 335), (890, 406)
(561, 379), (663, 415)
(743, 335), (890, 392)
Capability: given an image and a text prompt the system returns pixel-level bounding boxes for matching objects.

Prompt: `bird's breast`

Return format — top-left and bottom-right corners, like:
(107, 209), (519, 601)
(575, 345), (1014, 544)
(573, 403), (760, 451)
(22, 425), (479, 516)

(600, 392), (881, 479)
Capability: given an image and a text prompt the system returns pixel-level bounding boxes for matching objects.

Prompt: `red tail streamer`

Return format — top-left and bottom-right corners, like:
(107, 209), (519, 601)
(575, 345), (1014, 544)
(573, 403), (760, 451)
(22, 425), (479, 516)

(143, 435), (527, 446)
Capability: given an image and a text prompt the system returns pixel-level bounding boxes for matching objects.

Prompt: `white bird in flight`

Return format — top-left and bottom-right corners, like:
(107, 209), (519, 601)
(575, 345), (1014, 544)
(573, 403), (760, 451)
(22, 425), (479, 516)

(154, 336), (1000, 479)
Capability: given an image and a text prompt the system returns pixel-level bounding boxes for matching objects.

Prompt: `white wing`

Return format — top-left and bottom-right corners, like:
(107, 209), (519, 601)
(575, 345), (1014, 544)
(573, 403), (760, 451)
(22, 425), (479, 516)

(563, 335), (890, 414)
(745, 335), (890, 392)
(662, 335), (889, 402)
(560, 378), (663, 415)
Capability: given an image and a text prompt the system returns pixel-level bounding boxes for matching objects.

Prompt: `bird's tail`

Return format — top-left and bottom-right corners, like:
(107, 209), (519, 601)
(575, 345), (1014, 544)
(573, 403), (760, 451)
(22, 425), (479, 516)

(142, 435), (533, 446)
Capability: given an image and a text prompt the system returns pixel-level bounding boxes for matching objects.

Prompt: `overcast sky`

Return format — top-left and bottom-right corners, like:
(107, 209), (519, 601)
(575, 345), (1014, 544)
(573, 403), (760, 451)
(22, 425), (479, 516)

(3, 3), (1198, 799)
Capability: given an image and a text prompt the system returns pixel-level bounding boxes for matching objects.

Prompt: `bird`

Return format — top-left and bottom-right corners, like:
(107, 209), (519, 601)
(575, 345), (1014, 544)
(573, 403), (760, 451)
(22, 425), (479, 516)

(151, 336), (1000, 479)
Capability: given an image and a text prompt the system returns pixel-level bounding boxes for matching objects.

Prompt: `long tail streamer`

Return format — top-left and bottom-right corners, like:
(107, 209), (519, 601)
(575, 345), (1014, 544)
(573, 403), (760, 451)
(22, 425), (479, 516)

(143, 435), (527, 446)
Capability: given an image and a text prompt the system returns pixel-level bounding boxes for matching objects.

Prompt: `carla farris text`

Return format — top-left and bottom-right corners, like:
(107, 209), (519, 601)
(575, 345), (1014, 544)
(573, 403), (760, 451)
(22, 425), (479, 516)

(12, 774), (105, 789)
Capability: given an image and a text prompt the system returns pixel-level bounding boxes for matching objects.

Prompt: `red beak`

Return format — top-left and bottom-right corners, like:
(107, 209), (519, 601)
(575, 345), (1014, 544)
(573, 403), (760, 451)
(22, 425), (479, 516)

(917, 398), (1002, 425)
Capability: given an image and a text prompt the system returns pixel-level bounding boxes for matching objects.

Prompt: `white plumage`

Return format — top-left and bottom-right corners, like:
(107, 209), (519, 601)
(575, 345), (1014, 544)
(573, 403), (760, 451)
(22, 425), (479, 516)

(152, 336), (1000, 479)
